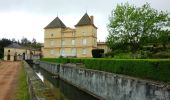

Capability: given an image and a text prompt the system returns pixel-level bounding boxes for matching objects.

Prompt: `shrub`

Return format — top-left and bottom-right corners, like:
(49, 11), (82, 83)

(105, 52), (114, 57)
(41, 58), (170, 84)
(152, 52), (170, 58)
(113, 53), (133, 59)
(92, 49), (104, 58)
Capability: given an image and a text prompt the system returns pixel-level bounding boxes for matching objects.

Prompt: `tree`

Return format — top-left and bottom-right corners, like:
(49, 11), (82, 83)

(158, 30), (170, 49)
(31, 38), (37, 48)
(21, 37), (31, 47)
(107, 3), (170, 53)
(0, 38), (12, 58)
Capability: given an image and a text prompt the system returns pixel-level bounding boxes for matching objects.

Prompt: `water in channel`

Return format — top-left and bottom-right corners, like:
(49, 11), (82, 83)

(31, 64), (99, 100)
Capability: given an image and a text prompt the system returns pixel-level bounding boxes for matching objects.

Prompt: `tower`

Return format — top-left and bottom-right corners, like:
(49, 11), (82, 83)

(75, 13), (97, 57)
(44, 17), (66, 58)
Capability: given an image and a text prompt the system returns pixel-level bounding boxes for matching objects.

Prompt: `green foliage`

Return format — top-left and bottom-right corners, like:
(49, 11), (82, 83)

(41, 58), (68, 63)
(0, 38), (12, 58)
(107, 2), (170, 53)
(113, 53), (133, 59)
(152, 52), (170, 58)
(41, 58), (170, 84)
(13, 64), (29, 100)
(92, 49), (104, 58)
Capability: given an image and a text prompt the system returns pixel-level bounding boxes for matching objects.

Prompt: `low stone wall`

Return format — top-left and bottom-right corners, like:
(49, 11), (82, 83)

(39, 61), (59, 75)
(23, 61), (56, 100)
(39, 61), (170, 100)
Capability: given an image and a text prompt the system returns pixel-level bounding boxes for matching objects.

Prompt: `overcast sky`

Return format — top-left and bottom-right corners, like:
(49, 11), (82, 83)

(0, 0), (170, 43)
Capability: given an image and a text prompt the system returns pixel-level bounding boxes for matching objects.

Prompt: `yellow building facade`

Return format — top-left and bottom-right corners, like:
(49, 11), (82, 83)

(43, 13), (97, 58)
(4, 43), (41, 61)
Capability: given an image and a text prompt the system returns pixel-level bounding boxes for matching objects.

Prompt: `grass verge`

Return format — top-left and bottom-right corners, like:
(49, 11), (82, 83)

(13, 62), (29, 100)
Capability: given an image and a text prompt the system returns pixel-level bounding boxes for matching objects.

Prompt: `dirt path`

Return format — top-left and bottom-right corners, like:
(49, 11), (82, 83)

(0, 61), (21, 100)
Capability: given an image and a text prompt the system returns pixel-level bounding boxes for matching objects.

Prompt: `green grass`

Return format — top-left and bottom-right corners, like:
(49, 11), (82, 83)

(13, 63), (29, 100)
(41, 58), (170, 84)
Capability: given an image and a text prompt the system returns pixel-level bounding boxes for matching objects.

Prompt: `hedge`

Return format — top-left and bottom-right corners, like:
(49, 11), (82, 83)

(41, 58), (170, 84)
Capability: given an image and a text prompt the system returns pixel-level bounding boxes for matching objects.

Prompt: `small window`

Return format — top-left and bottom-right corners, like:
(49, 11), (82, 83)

(62, 40), (65, 45)
(51, 34), (53, 37)
(82, 39), (87, 45)
(60, 49), (65, 56)
(82, 48), (86, 54)
(8, 50), (10, 52)
(72, 39), (75, 45)
(71, 48), (76, 55)
(72, 32), (75, 36)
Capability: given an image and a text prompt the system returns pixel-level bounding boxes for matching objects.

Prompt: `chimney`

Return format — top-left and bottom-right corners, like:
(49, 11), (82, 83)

(90, 16), (94, 24)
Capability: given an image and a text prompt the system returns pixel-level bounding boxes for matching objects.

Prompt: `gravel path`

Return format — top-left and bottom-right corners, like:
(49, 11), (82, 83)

(0, 61), (21, 100)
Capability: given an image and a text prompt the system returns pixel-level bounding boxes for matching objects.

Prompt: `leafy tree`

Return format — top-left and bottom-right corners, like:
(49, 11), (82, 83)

(107, 3), (170, 53)
(0, 38), (12, 58)
(158, 30), (170, 49)
(21, 37), (31, 47)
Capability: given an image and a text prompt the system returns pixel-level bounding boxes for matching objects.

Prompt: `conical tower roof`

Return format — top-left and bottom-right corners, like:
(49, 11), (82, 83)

(75, 13), (96, 28)
(44, 17), (66, 29)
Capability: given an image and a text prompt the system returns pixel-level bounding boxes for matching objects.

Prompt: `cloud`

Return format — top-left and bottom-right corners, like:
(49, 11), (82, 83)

(0, 0), (170, 42)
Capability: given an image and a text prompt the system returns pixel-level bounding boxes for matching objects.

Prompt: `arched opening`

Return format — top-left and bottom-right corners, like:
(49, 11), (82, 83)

(14, 52), (17, 61)
(23, 53), (25, 60)
(7, 54), (10, 60)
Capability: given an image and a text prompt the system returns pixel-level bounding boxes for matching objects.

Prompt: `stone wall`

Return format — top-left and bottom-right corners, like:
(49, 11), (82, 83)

(23, 61), (56, 100)
(39, 61), (170, 100)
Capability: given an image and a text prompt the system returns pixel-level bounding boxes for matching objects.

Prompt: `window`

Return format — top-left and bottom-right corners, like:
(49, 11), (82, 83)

(72, 32), (75, 36)
(51, 33), (53, 37)
(82, 48), (86, 54)
(72, 39), (75, 45)
(62, 40), (65, 45)
(60, 49), (65, 56)
(8, 50), (10, 52)
(82, 39), (87, 45)
(71, 48), (76, 56)
(50, 40), (54, 46)
(50, 50), (54, 55)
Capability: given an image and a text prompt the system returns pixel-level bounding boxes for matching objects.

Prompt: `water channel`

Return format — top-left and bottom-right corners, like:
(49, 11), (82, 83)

(30, 64), (99, 100)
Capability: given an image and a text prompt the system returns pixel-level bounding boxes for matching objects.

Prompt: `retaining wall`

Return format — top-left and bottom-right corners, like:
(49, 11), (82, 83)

(39, 61), (170, 100)
(23, 61), (56, 100)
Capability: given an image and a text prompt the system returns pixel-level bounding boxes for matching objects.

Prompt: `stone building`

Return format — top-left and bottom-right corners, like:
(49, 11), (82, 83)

(97, 42), (111, 53)
(43, 13), (97, 58)
(4, 43), (41, 61)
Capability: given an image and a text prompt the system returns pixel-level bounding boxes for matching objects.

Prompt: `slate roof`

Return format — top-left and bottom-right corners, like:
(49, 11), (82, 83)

(5, 43), (24, 49)
(75, 13), (97, 28)
(44, 17), (66, 29)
